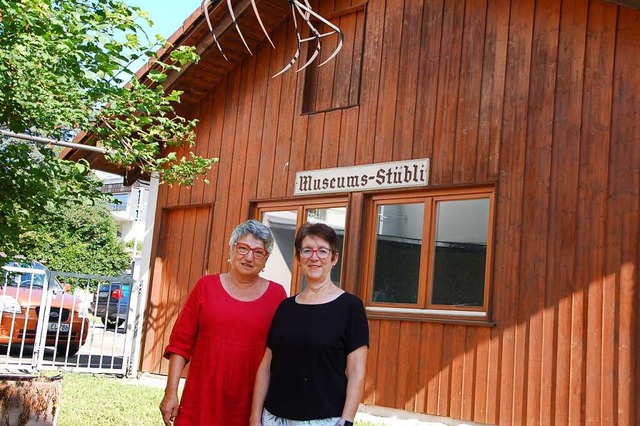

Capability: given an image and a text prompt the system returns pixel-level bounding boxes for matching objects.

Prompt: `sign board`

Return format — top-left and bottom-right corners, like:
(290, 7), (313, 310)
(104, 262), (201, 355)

(294, 158), (430, 196)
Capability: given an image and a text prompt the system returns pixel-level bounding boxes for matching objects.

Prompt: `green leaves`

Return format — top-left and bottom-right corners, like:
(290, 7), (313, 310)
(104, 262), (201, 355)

(0, 0), (216, 184)
(19, 197), (131, 279)
(0, 0), (219, 257)
(0, 0), (217, 260)
(0, 141), (107, 258)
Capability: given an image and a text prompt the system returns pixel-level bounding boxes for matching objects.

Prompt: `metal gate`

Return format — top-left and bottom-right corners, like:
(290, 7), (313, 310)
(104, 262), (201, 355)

(0, 264), (140, 375)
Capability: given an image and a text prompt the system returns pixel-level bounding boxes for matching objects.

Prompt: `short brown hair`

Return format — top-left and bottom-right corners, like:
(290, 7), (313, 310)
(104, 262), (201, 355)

(294, 222), (339, 259)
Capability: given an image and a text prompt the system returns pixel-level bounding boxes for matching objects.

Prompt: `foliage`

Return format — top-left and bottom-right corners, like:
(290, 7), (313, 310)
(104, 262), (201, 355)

(0, 142), (106, 257)
(125, 238), (143, 254)
(18, 197), (131, 277)
(0, 0), (217, 182)
(0, 0), (218, 258)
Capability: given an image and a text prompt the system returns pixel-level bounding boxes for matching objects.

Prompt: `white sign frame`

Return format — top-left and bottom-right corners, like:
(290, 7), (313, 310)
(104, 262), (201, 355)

(294, 158), (430, 196)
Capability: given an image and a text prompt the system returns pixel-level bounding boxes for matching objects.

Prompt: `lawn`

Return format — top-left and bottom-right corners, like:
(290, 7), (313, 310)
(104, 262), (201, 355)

(58, 373), (380, 425)
(59, 373), (164, 425)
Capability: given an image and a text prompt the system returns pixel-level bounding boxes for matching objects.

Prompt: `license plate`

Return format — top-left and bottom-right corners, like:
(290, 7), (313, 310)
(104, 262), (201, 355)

(99, 291), (109, 297)
(48, 323), (70, 332)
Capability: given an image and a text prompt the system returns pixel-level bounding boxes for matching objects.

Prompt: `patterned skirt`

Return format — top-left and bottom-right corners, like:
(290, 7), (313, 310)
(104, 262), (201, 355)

(262, 408), (342, 426)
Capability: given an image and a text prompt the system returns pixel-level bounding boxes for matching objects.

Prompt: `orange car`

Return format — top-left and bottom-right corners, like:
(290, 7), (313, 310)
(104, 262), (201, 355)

(0, 262), (90, 356)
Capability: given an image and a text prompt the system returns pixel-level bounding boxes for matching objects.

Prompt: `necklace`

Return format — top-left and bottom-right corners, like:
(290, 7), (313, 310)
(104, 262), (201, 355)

(224, 274), (263, 301)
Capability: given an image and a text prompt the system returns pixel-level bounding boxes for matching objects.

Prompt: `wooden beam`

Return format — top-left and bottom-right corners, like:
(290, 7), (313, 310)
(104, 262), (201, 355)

(159, 0), (256, 92)
(603, 0), (640, 9)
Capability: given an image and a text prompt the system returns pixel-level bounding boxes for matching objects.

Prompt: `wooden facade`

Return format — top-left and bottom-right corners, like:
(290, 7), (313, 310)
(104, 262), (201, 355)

(131, 0), (639, 424)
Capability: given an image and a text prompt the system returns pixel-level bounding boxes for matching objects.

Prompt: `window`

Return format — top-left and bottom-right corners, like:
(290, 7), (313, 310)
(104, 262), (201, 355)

(372, 203), (424, 304)
(364, 187), (494, 320)
(431, 198), (490, 307)
(302, 2), (366, 113)
(253, 197), (348, 295)
(110, 193), (129, 211)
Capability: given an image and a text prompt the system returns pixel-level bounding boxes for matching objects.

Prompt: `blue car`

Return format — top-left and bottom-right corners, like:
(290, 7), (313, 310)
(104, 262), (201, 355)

(91, 282), (131, 328)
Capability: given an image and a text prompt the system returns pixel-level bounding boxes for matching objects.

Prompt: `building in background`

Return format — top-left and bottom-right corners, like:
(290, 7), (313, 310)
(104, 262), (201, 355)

(96, 171), (149, 282)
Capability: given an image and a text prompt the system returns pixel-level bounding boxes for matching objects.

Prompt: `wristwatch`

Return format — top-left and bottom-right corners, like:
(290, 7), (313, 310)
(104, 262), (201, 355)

(341, 421), (353, 426)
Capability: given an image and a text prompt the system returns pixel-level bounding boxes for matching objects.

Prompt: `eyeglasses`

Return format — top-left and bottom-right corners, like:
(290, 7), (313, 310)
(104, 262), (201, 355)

(234, 243), (268, 260)
(299, 247), (333, 259)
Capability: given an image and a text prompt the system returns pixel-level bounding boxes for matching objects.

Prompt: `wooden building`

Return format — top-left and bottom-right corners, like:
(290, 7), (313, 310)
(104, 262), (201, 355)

(70, 0), (639, 424)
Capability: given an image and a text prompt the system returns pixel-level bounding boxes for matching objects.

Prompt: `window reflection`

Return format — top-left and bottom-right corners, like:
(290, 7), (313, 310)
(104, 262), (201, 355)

(302, 208), (346, 289)
(259, 206), (347, 295)
(260, 211), (297, 295)
(372, 203), (424, 304)
(430, 199), (489, 307)
(110, 193), (128, 211)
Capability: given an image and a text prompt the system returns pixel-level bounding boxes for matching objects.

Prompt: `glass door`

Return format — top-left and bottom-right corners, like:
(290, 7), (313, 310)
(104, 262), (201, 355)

(254, 198), (348, 295)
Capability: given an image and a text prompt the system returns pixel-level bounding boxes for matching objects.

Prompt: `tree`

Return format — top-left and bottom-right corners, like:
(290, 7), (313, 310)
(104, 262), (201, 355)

(19, 198), (131, 277)
(0, 0), (217, 258)
(0, 142), (106, 257)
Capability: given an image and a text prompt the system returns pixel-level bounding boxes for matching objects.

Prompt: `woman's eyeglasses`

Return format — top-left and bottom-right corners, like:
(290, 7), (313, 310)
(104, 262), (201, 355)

(234, 243), (268, 260)
(299, 247), (333, 259)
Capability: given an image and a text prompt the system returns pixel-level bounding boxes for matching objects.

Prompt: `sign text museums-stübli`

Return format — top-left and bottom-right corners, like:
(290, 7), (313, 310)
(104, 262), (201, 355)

(294, 159), (430, 196)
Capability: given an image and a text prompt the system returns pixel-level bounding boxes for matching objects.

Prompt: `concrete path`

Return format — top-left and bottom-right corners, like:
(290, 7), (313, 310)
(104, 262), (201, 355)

(128, 374), (493, 426)
(356, 405), (493, 425)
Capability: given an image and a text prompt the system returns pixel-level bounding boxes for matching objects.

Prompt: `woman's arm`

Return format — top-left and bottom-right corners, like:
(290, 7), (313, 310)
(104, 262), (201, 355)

(159, 353), (188, 426)
(339, 345), (368, 425)
(250, 348), (273, 426)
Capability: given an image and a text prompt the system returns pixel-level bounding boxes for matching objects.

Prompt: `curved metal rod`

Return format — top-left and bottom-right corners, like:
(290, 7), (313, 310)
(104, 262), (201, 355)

(293, 0), (344, 68)
(202, 0), (343, 76)
(273, 0), (344, 76)
(250, 0), (275, 49)
(202, 0), (228, 60)
(291, 1), (322, 72)
(227, 0), (253, 55)
(272, 2), (302, 77)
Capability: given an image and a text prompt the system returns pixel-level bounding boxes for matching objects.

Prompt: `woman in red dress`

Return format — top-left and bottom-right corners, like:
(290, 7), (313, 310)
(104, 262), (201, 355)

(160, 220), (286, 425)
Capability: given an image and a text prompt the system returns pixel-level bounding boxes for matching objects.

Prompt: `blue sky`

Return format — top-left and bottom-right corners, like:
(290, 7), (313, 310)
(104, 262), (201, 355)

(126, 1), (203, 39)
(119, 1), (203, 74)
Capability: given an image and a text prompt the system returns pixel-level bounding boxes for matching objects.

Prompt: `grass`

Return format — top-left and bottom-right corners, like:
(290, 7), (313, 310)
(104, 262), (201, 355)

(58, 373), (383, 425)
(58, 373), (164, 425)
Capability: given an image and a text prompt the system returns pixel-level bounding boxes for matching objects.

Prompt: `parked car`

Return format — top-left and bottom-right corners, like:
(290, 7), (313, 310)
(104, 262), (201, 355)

(0, 261), (90, 356)
(91, 281), (131, 328)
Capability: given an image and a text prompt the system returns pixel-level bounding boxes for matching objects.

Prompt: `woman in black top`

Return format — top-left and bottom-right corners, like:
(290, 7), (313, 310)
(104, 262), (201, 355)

(250, 223), (369, 426)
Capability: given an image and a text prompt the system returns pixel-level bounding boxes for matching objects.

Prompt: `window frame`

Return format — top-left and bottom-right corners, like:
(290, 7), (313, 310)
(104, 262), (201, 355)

(251, 195), (349, 295)
(362, 186), (495, 322)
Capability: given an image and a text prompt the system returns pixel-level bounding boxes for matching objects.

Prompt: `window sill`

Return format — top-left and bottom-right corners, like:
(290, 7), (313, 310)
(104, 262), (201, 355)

(365, 306), (495, 327)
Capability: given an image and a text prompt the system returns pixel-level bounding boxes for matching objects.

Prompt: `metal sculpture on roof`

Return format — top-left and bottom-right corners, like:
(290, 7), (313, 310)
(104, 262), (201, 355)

(201, 0), (344, 77)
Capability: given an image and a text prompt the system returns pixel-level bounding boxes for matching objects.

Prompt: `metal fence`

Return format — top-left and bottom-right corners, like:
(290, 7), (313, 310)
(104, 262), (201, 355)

(0, 265), (139, 376)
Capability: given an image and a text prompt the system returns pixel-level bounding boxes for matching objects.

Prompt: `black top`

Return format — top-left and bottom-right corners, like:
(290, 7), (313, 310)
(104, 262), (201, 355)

(264, 292), (369, 420)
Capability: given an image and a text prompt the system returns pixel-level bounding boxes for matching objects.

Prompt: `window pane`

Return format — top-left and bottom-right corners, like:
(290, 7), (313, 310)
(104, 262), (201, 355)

(110, 193), (128, 211)
(431, 198), (489, 307)
(303, 208), (346, 288)
(261, 211), (298, 295)
(372, 203), (424, 304)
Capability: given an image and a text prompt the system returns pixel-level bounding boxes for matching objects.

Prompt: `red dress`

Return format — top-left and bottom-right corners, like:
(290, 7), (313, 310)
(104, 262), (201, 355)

(164, 274), (286, 425)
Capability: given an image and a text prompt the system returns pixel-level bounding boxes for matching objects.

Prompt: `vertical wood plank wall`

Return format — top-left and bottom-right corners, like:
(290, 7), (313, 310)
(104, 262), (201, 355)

(140, 1), (639, 424)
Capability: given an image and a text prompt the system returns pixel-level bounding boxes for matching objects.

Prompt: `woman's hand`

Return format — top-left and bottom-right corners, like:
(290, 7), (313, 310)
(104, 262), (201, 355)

(250, 348), (272, 426)
(340, 345), (367, 423)
(159, 392), (179, 426)
(249, 414), (262, 426)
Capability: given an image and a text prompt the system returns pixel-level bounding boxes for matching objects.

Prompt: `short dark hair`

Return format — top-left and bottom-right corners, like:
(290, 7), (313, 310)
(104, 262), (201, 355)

(294, 222), (339, 259)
